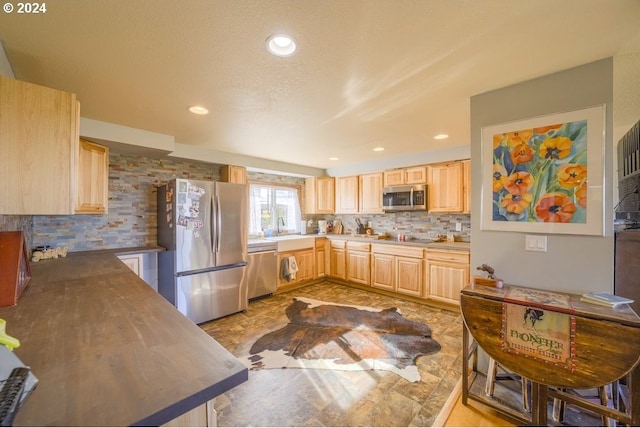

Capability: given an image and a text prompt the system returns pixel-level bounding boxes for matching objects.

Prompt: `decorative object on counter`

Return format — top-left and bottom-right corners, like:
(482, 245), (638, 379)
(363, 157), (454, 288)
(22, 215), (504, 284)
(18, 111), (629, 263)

(0, 319), (20, 351)
(580, 292), (634, 308)
(472, 263), (504, 288)
(333, 220), (343, 235)
(0, 231), (32, 308)
(397, 234), (412, 242)
(30, 247), (68, 262)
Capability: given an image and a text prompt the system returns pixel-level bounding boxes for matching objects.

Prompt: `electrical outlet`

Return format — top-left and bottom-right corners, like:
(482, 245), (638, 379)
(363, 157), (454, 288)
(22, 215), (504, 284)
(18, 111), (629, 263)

(455, 222), (462, 232)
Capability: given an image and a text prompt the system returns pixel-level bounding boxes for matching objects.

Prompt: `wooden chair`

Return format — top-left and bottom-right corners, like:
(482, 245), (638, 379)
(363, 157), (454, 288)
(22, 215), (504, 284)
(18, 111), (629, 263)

(485, 357), (530, 412)
(551, 383), (616, 427)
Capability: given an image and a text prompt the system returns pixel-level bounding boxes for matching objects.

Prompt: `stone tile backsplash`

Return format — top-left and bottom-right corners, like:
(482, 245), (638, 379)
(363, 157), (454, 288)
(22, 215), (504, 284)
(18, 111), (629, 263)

(305, 212), (471, 242)
(31, 152), (223, 252)
(31, 152), (306, 252)
(5, 150), (469, 252)
(0, 215), (33, 252)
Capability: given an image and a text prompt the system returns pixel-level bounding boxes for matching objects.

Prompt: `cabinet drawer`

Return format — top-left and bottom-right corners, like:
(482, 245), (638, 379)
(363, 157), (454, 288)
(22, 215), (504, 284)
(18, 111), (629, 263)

(346, 241), (370, 252)
(371, 243), (423, 259)
(315, 237), (326, 248)
(425, 249), (469, 264)
(329, 239), (347, 249)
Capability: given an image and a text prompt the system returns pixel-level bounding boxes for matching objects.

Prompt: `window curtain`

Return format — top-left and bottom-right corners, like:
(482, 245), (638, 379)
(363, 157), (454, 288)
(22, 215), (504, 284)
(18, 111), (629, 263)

(249, 184), (301, 236)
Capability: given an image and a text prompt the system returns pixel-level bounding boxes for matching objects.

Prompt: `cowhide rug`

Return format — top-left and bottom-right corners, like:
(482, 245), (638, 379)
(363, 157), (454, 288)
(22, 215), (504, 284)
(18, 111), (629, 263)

(242, 297), (441, 382)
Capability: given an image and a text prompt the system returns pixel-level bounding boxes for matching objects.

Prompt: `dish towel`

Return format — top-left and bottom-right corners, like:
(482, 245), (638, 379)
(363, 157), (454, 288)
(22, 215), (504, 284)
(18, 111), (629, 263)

(280, 256), (299, 281)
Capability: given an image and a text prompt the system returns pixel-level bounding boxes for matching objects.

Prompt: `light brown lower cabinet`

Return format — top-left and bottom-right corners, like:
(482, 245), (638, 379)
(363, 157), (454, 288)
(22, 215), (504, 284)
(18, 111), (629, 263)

(325, 239), (470, 306)
(328, 239), (347, 280)
(346, 241), (370, 285)
(371, 252), (394, 290)
(371, 244), (423, 297)
(396, 256), (423, 297)
(315, 237), (327, 279)
(277, 248), (314, 288)
(425, 249), (470, 304)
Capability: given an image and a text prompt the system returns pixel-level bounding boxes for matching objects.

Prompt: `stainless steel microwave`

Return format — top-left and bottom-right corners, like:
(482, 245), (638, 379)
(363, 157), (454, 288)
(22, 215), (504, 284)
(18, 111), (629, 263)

(382, 184), (428, 211)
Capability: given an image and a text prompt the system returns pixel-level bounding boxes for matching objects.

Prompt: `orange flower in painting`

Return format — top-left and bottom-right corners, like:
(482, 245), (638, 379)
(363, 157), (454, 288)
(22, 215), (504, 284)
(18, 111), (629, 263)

(501, 192), (533, 214)
(493, 134), (503, 149)
(504, 171), (534, 195)
(510, 143), (535, 165)
(575, 181), (587, 208)
(504, 129), (534, 147)
(533, 124), (562, 134)
(493, 164), (508, 192)
(558, 163), (587, 188)
(535, 193), (577, 223)
(539, 137), (573, 160)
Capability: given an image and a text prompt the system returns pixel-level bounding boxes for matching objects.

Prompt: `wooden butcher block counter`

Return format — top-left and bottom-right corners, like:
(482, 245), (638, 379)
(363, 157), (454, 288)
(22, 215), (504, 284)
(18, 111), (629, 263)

(0, 251), (247, 426)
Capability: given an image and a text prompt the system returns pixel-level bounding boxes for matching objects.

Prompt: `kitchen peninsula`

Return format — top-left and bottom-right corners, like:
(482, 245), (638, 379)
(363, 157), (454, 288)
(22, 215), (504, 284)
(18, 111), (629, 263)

(0, 250), (247, 426)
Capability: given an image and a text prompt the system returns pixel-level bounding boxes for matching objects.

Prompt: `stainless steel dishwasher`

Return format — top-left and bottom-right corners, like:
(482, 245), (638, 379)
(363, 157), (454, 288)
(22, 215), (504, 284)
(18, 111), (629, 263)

(245, 239), (278, 300)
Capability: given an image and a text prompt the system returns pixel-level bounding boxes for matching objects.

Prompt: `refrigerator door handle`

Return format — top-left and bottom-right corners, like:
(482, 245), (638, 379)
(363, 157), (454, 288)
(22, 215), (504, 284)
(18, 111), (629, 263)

(214, 194), (222, 253)
(210, 195), (216, 254)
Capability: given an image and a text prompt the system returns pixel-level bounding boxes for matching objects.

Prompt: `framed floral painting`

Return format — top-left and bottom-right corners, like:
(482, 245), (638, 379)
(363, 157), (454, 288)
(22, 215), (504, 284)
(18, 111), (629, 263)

(480, 105), (605, 236)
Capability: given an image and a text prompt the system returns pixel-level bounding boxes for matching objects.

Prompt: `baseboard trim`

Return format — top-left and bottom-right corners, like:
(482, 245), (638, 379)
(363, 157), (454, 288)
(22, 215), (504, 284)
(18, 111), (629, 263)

(432, 377), (463, 427)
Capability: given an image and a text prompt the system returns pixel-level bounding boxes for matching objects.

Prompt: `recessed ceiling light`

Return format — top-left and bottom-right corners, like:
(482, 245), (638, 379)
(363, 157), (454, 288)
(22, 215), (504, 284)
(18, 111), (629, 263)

(266, 34), (297, 57)
(373, 147), (385, 152)
(329, 157), (339, 161)
(434, 134), (449, 140)
(188, 105), (209, 115)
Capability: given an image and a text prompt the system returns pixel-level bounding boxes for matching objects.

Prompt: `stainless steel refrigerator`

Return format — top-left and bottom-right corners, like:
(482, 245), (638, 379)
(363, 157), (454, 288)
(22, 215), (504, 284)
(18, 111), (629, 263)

(157, 179), (248, 324)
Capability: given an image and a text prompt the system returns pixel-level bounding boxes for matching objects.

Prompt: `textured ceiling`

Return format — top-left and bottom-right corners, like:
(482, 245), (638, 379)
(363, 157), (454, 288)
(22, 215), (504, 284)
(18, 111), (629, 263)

(1, 0), (640, 171)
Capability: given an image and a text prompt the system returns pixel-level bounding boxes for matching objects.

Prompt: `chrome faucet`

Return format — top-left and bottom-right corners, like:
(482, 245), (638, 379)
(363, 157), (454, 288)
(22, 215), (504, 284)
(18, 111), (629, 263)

(277, 217), (285, 235)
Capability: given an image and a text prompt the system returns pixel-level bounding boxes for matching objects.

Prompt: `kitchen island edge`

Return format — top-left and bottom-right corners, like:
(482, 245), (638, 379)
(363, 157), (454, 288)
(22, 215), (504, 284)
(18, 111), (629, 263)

(0, 251), (247, 426)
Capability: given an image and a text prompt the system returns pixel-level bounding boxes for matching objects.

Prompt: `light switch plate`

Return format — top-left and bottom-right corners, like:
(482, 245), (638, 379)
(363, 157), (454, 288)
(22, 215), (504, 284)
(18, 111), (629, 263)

(455, 222), (462, 232)
(525, 235), (547, 252)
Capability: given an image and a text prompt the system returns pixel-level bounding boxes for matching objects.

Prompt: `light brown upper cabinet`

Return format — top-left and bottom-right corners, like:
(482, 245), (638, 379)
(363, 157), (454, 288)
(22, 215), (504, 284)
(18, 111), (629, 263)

(358, 172), (383, 213)
(75, 139), (109, 214)
(427, 161), (464, 213)
(304, 177), (335, 214)
(219, 165), (247, 184)
(462, 160), (471, 213)
(383, 166), (427, 187)
(335, 175), (359, 214)
(0, 76), (79, 214)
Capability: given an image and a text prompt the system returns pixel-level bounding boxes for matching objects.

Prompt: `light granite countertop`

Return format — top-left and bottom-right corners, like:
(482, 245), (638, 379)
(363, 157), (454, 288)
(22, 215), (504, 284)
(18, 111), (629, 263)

(315, 234), (470, 251)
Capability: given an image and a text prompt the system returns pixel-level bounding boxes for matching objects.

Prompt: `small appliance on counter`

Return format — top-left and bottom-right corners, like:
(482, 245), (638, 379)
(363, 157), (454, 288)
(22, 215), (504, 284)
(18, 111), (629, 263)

(318, 220), (327, 235)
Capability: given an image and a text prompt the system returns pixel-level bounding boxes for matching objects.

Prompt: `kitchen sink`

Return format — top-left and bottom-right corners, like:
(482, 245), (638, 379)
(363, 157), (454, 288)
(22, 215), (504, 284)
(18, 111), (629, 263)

(266, 235), (316, 251)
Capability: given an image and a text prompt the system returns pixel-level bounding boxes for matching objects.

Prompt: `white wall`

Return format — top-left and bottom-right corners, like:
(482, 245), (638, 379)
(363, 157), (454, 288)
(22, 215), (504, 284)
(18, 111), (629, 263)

(470, 58), (614, 294)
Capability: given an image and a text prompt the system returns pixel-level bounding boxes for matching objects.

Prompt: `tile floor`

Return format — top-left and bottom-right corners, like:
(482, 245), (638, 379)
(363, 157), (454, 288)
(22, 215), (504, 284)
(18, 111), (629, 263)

(200, 281), (464, 427)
